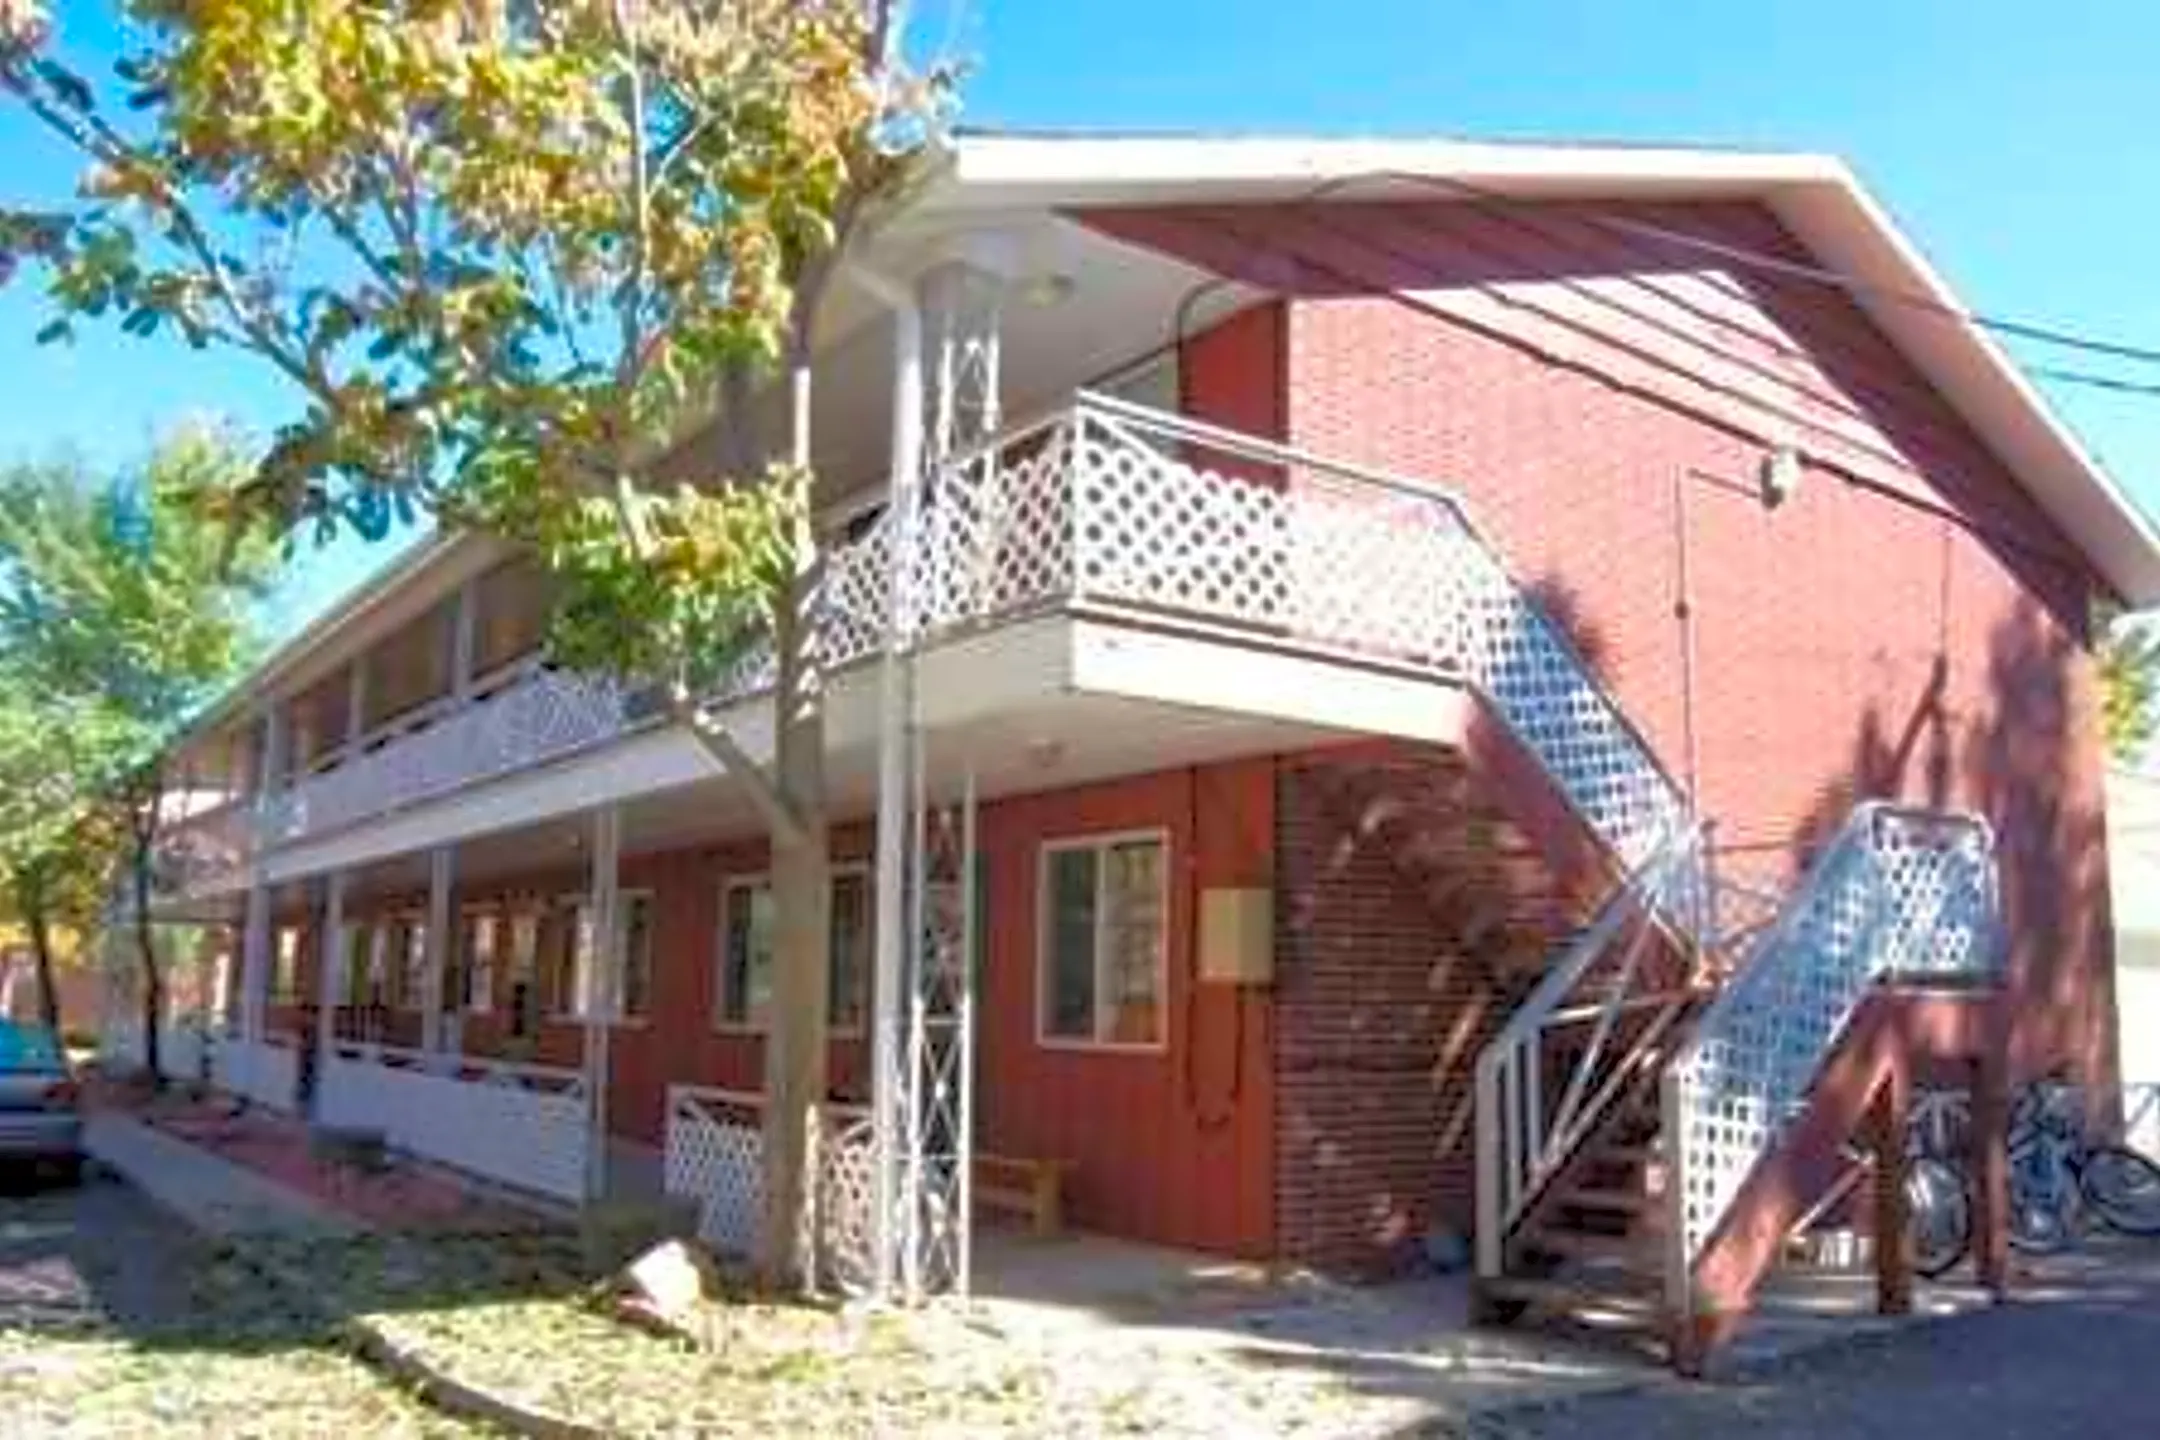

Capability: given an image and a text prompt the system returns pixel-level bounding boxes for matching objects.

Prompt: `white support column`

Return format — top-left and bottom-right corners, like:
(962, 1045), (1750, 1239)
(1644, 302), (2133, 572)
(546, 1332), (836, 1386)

(239, 882), (271, 1048)
(865, 268), (925, 1306)
(313, 870), (346, 1116)
(583, 805), (621, 1203)
(345, 658), (368, 755)
(240, 703), (288, 1051)
(451, 578), (478, 702)
(422, 846), (454, 1065)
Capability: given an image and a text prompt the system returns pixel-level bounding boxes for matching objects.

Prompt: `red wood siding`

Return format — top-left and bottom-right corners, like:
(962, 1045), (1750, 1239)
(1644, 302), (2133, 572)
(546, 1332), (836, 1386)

(977, 761), (1276, 1258)
(321, 766), (1276, 1259)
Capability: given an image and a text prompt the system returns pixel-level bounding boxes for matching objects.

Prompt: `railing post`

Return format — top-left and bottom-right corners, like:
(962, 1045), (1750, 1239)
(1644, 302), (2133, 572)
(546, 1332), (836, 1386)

(1474, 1055), (1501, 1279)
(311, 869), (346, 1119)
(584, 805), (621, 1205)
(422, 847), (453, 1064)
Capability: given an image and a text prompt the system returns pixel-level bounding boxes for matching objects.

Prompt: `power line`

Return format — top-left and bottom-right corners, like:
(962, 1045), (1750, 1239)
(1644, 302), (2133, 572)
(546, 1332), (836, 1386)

(1164, 164), (2160, 404)
(1342, 168), (2160, 373)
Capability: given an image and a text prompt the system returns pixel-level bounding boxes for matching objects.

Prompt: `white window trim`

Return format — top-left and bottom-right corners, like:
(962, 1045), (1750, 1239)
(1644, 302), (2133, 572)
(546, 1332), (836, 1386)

(712, 863), (873, 1037)
(1035, 828), (1171, 1054)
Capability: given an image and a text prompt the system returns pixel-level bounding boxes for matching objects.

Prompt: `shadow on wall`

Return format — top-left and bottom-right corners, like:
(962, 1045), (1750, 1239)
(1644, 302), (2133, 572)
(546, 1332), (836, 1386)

(1784, 594), (2114, 1093)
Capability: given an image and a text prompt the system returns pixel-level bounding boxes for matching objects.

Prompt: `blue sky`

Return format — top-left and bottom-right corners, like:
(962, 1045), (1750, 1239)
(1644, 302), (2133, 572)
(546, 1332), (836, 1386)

(5, 0), (2158, 629)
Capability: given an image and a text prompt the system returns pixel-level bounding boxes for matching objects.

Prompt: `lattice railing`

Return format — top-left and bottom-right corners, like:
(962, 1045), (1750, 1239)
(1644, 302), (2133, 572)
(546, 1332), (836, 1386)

(242, 392), (1685, 879)
(1662, 803), (2000, 1275)
(663, 1085), (875, 1294)
(318, 1042), (590, 1201)
(262, 667), (627, 845)
(913, 392), (1688, 877)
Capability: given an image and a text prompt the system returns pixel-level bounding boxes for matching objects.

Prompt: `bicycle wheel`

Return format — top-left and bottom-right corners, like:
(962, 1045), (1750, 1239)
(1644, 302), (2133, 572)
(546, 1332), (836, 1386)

(1906, 1155), (1971, 1279)
(2008, 1147), (2077, 1254)
(2081, 1146), (2160, 1235)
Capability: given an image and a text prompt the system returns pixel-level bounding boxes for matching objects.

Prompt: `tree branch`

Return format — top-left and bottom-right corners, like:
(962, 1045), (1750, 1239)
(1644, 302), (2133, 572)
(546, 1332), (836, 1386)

(677, 696), (805, 848)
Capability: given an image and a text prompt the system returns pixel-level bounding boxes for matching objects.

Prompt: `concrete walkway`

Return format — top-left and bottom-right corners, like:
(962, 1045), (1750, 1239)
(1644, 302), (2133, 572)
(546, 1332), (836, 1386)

(83, 1112), (362, 1240)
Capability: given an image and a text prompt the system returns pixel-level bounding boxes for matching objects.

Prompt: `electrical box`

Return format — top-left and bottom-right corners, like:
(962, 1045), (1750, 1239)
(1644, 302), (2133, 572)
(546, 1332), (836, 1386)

(1200, 887), (1274, 986)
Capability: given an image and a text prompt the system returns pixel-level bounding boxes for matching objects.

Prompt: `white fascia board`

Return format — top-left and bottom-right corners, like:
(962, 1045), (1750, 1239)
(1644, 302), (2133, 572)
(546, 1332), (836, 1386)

(921, 133), (1846, 214)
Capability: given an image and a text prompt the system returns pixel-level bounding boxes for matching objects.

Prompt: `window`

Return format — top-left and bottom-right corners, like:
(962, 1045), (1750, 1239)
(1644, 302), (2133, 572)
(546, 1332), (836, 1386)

(524, 892), (648, 1022)
(716, 880), (773, 1028)
(540, 897), (589, 1019)
(619, 891), (654, 1020)
(828, 870), (870, 1032)
(270, 926), (302, 1004)
(1038, 834), (1167, 1047)
(398, 920), (427, 1010)
(341, 923), (374, 1007)
(506, 910), (541, 1039)
(714, 868), (873, 1031)
(450, 908), (499, 1015)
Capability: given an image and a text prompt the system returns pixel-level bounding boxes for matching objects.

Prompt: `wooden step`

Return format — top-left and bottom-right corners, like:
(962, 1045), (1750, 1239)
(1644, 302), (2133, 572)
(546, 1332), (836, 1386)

(1516, 1226), (1658, 1265)
(1590, 1143), (1661, 1168)
(1552, 1185), (1655, 1216)
(1477, 1275), (1663, 1327)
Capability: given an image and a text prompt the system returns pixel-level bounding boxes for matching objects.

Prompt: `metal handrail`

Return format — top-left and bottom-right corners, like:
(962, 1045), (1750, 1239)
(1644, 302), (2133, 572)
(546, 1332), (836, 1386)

(1473, 821), (1705, 1278)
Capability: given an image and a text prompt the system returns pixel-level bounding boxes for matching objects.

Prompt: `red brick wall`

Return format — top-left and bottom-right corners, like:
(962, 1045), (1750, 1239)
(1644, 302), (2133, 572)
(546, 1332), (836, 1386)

(1087, 196), (2119, 1263)
(1272, 743), (1588, 1274)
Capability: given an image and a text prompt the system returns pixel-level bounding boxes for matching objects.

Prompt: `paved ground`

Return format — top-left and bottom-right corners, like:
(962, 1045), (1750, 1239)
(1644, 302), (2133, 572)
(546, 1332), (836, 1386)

(0, 1167), (475, 1437)
(1482, 1246), (2160, 1439)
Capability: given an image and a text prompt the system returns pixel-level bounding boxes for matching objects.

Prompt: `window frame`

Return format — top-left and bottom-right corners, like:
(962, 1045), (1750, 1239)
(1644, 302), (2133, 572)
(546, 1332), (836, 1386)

(711, 863), (873, 1036)
(1034, 828), (1171, 1053)
(616, 888), (656, 1024)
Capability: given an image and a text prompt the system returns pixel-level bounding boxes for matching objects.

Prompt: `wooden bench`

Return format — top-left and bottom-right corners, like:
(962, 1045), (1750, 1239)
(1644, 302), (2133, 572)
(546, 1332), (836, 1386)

(973, 1153), (1075, 1237)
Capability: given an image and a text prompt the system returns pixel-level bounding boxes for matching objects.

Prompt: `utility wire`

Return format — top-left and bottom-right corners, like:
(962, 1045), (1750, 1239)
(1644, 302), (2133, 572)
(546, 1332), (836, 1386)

(1166, 165), (2160, 402)
(1348, 169), (2160, 368)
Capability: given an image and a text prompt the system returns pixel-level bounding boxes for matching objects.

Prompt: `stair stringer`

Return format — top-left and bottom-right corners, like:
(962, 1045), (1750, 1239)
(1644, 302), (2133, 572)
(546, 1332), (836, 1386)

(1670, 988), (2002, 1373)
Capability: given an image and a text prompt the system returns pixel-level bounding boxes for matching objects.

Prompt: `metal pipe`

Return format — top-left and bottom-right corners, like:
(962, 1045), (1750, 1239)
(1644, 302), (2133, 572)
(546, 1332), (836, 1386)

(847, 257), (922, 1306)
(955, 761), (978, 1298)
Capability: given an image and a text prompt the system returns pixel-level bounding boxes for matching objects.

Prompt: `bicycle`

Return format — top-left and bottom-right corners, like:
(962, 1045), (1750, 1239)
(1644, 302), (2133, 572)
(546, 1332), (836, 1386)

(2003, 1080), (2160, 1253)
(1909, 1078), (2160, 1253)
(1803, 1089), (1972, 1280)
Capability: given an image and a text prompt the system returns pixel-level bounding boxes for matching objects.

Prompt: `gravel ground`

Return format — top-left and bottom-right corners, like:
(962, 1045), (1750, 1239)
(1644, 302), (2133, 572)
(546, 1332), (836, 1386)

(1479, 1248), (2160, 1439)
(0, 1168), (479, 1437)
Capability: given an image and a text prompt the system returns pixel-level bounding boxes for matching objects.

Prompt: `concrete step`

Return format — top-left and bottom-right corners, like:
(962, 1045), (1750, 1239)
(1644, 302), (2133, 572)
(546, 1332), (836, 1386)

(1478, 1274), (1664, 1327)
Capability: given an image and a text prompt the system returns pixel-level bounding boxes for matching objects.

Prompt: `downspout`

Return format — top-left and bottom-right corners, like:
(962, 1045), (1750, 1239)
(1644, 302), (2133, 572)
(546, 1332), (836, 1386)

(848, 257), (922, 1306)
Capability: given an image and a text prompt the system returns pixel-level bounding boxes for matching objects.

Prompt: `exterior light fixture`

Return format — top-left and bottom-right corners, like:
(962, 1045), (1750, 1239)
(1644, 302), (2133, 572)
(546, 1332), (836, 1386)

(1018, 272), (1077, 309)
(1759, 443), (1802, 509)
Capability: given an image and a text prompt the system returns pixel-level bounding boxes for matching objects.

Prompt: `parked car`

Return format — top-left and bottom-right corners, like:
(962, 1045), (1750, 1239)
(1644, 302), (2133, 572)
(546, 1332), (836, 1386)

(0, 1020), (81, 1183)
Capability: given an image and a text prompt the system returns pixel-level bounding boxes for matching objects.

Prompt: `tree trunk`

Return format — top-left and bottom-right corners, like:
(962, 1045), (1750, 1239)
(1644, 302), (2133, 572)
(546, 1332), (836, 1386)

(759, 354), (832, 1294)
(132, 828), (163, 1088)
(26, 901), (60, 1037)
(759, 572), (831, 1292)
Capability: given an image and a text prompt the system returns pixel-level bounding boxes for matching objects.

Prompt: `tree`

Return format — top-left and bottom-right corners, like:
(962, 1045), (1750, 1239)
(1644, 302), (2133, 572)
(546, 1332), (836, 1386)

(0, 696), (129, 1035)
(0, 440), (277, 1071)
(2099, 604), (2160, 764)
(0, 2), (949, 1290)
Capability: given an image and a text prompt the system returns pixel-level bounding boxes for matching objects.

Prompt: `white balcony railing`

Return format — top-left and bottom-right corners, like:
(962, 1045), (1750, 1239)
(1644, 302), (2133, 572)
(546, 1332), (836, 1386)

(259, 666), (628, 844)
(232, 390), (1678, 865)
